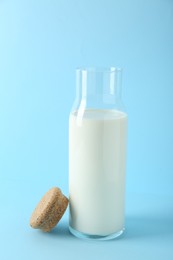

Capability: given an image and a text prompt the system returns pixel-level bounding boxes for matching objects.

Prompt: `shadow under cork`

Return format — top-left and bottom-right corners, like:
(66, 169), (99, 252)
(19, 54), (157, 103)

(45, 220), (75, 240)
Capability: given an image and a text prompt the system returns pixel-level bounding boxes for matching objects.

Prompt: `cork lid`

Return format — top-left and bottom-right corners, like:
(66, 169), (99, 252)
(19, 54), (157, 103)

(30, 187), (68, 232)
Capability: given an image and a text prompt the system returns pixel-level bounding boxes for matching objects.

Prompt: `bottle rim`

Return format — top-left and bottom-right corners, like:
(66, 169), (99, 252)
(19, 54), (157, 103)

(76, 67), (122, 73)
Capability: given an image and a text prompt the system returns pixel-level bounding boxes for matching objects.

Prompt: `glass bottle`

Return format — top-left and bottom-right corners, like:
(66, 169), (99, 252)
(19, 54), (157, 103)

(69, 67), (128, 240)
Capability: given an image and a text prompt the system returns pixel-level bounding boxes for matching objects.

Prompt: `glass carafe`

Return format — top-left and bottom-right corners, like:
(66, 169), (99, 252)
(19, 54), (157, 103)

(69, 67), (128, 240)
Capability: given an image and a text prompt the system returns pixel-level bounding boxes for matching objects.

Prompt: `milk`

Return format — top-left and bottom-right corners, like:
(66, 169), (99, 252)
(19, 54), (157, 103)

(69, 109), (127, 236)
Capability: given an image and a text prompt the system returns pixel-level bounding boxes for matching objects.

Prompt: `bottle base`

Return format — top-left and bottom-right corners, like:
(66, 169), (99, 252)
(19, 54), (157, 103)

(69, 225), (124, 241)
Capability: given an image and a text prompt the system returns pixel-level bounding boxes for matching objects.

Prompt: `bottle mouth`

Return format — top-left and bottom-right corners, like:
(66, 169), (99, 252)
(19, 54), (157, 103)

(76, 67), (122, 73)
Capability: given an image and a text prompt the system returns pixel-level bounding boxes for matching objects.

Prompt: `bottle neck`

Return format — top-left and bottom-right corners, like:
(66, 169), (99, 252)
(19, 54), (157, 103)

(74, 67), (124, 111)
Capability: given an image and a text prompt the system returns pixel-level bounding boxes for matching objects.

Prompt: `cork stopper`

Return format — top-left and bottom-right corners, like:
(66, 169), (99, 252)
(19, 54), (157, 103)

(30, 187), (68, 232)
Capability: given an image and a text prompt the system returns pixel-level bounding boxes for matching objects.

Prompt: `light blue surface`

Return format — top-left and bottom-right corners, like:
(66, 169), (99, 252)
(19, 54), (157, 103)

(0, 0), (173, 259)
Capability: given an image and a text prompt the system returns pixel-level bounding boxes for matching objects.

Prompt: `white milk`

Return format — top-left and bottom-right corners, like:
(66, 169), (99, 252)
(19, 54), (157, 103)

(69, 109), (127, 236)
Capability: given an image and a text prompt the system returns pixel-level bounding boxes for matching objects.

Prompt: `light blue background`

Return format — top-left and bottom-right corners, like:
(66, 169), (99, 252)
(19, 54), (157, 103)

(0, 0), (173, 259)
